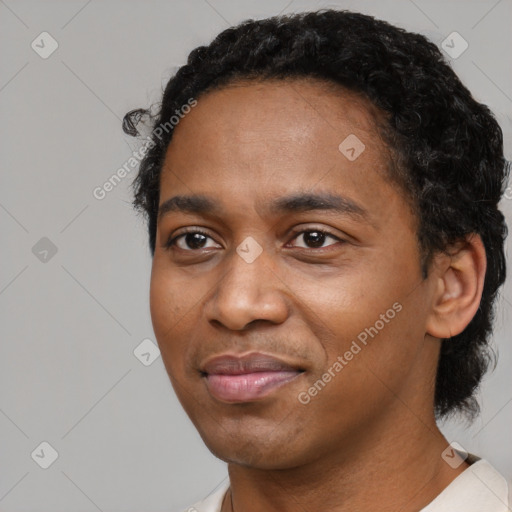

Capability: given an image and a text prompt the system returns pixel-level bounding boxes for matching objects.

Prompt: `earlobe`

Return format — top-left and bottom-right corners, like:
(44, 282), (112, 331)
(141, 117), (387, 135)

(425, 234), (487, 339)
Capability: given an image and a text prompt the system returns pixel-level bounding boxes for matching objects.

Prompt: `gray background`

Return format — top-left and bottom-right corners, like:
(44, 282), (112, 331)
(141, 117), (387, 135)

(0, 0), (511, 511)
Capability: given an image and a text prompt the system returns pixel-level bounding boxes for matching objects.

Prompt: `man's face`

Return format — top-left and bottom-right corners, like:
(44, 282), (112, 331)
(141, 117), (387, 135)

(150, 79), (439, 469)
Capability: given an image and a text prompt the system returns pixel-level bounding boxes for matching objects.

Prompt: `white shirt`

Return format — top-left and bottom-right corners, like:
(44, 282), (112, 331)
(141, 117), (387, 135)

(182, 454), (509, 512)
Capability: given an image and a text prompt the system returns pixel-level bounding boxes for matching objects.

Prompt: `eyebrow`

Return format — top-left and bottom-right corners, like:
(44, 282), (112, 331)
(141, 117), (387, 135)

(268, 192), (369, 220)
(158, 194), (220, 220)
(158, 192), (370, 223)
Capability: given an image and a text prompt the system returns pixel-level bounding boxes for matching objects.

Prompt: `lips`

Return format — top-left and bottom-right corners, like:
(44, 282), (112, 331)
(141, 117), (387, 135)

(201, 352), (304, 403)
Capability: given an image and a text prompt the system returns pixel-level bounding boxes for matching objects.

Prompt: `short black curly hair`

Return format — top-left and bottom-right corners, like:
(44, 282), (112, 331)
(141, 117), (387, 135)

(123, 9), (509, 420)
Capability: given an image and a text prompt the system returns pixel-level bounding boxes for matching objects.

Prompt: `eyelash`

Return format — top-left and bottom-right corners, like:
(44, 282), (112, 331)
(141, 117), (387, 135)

(164, 227), (344, 251)
(164, 229), (212, 250)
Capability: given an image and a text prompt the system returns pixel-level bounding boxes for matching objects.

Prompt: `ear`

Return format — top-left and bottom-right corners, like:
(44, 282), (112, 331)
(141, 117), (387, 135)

(425, 234), (487, 339)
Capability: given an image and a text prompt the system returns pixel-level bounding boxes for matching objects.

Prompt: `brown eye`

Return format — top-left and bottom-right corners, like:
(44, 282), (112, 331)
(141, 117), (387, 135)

(180, 233), (208, 250)
(290, 230), (341, 249)
(165, 230), (221, 251)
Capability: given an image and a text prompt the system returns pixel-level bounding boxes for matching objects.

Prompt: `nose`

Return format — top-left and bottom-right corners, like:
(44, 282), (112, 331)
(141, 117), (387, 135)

(204, 245), (290, 331)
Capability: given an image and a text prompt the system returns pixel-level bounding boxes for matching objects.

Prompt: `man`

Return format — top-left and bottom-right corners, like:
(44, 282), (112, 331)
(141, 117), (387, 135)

(123, 9), (510, 512)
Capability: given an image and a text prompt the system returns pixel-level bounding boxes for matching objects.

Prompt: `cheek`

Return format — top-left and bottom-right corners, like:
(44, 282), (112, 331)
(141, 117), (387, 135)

(149, 271), (174, 337)
(284, 261), (394, 343)
(314, 287), (429, 416)
(289, 249), (424, 377)
(149, 255), (201, 328)
(149, 263), (192, 363)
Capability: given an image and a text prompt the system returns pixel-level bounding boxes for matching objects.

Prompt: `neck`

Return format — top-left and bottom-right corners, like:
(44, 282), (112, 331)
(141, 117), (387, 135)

(222, 405), (468, 512)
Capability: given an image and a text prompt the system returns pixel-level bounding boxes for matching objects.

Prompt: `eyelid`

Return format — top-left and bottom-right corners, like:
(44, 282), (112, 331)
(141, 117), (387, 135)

(286, 225), (344, 242)
(165, 226), (345, 252)
(165, 227), (222, 250)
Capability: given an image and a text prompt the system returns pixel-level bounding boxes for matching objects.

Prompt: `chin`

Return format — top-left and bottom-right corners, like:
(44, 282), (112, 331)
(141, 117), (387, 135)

(208, 441), (303, 470)
(194, 418), (312, 470)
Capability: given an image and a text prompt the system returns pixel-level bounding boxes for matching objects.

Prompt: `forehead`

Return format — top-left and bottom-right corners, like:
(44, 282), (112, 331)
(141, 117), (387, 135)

(158, 78), (403, 222)
(170, 77), (388, 154)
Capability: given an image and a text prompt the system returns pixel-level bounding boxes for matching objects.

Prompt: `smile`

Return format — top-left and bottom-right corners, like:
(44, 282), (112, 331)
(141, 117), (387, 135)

(201, 352), (305, 403)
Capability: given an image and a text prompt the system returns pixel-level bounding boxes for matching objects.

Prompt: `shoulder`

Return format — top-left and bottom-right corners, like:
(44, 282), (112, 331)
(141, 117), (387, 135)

(180, 480), (230, 512)
(421, 454), (509, 512)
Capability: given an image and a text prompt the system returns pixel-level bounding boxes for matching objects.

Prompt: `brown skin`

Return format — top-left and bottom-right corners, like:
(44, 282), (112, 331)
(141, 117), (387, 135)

(149, 79), (486, 511)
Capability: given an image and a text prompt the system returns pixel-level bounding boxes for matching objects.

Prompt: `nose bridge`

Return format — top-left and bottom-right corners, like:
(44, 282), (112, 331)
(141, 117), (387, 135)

(221, 240), (272, 303)
(208, 239), (288, 329)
